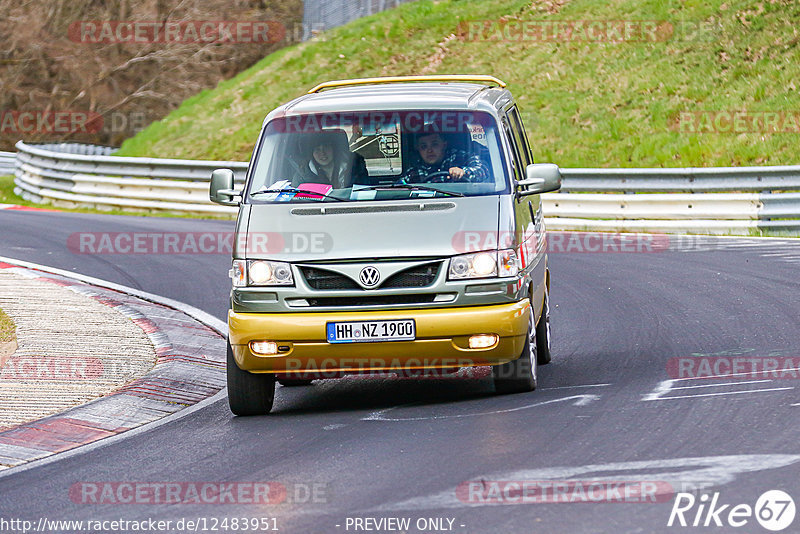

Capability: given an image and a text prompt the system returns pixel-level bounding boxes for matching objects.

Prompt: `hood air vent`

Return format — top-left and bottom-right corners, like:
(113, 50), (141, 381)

(291, 202), (456, 216)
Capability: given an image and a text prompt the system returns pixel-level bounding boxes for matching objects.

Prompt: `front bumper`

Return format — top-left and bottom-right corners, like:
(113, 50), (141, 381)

(228, 300), (530, 374)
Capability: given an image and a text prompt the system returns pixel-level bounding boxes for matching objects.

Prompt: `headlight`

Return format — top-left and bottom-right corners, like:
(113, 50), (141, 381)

(448, 249), (519, 280)
(230, 259), (294, 287)
(249, 261), (273, 284)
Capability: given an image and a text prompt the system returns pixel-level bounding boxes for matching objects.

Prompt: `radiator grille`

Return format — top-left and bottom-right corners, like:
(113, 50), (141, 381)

(301, 262), (441, 290)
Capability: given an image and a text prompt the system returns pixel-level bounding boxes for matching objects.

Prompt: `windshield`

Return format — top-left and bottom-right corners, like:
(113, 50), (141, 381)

(245, 110), (510, 202)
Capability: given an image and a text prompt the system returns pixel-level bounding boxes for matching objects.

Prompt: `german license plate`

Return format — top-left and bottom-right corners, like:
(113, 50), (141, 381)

(326, 319), (416, 343)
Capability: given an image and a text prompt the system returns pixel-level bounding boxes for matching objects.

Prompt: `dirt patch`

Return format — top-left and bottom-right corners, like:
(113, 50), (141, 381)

(0, 338), (16, 369)
(420, 33), (457, 74)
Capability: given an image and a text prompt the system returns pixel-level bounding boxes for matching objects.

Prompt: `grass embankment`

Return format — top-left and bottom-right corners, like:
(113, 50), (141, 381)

(116, 0), (800, 167)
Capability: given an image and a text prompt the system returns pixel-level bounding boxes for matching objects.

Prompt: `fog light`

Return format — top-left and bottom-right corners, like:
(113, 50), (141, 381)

(468, 334), (498, 349)
(249, 340), (279, 356)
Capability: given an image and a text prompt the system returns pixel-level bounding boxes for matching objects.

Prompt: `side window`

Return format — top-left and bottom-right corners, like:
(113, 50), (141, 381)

(506, 106), (532, 167)
(503, 116), (526, 183)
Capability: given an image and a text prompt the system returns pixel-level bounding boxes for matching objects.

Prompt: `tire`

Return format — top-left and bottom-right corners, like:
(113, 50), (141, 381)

(536, 288), (552, 365)
(278, 379), (314, 387)
(492, 305), (538, 394)
(227, 339), (276, 416)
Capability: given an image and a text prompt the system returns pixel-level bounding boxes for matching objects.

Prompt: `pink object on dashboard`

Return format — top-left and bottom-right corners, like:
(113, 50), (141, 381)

(296, 183), (333, 198)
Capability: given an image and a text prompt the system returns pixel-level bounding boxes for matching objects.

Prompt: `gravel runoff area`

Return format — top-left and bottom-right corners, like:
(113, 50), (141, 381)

(0, 269), (156, 429)
(0, 262), (226, 470)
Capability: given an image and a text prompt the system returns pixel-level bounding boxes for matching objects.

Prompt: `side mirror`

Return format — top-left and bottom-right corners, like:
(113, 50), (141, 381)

(516, 163), (562, 197)
(209, 168), (241, 206)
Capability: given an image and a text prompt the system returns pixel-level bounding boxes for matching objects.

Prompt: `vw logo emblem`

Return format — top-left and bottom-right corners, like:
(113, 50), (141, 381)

(359, 266), (381, 287)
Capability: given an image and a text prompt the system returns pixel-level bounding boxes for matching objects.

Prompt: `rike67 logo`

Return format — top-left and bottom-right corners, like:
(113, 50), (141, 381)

(668, 490), (795, 531)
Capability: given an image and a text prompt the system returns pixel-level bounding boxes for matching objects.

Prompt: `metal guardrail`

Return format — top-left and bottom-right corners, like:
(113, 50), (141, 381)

(12, 141), (800, 233)
(14, 141), (246, 215)
(542, 167), (800, 232)
(559, 166), (800, 193)
(0, 151), (15, 176)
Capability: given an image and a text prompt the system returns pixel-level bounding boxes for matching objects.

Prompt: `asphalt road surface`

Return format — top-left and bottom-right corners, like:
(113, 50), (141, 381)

(1, 209), (799, 534)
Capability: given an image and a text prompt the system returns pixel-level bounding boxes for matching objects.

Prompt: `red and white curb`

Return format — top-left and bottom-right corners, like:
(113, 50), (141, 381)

(0, 204), (56, 212)
(0, 258), (227, 471)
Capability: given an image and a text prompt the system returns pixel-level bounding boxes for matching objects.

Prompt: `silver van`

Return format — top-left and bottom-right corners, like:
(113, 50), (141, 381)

(210, 75), (561, 415)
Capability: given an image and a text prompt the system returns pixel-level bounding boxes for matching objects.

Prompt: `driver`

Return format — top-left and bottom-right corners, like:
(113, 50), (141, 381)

(402, 132), (489, 183)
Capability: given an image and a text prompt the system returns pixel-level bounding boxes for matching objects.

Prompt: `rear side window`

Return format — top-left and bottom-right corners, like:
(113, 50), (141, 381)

(506, 106), (532, 167)
(502, 119), (525, 182)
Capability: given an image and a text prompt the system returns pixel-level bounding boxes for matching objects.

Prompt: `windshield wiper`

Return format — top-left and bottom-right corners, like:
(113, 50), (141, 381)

(357, 184), (464, 197)
(250, 188), (347, 202)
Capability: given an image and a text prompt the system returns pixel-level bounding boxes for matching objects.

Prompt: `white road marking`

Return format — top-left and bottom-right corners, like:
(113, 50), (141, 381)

(571, 395), (599, 406)
(643, 380), (679, 401)
(675, 367), (800, 381)
(372, 454), (800, 511)
(760, 252), (800, 257)
(644, 366), (800, 401)
(643, 377), (794, 401)
(646, 387), (793, 401)
(540, 383), (610, 390)
(362, 394), (601, 422)
(673, 237), (800, 265)
(670, 379), (773, 390)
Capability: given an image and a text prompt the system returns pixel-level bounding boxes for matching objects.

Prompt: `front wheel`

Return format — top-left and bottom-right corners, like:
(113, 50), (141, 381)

(492, 306), (538, 394)
(227, 339), (276, 415)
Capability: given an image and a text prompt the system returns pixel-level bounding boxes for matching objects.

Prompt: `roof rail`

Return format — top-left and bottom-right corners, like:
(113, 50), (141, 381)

(307, 75), (507, 94)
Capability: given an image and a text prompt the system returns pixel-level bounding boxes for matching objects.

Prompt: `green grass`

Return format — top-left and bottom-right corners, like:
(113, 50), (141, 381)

(0, 175), (233, 219)
(0, 308), (14, 343)
(115, 0), (800, 168)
